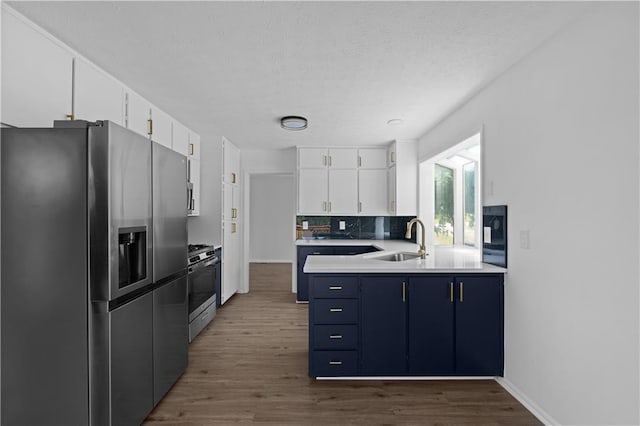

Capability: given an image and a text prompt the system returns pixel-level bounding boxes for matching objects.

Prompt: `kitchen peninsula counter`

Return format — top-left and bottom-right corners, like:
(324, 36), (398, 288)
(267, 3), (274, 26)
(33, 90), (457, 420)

(297, 239), (507, 274)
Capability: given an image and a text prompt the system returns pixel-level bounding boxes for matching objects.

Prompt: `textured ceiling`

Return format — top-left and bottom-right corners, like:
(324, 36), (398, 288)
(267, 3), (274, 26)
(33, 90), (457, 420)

(7, 1), (591, 149)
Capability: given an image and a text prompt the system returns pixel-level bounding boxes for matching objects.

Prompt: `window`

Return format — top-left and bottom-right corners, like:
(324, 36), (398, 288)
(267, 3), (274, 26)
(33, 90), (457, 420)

(434, 164), (454, 245)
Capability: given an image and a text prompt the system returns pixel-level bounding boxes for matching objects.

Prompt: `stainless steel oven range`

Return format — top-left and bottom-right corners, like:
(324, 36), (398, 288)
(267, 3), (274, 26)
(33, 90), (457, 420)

(188, 244), (219, 341)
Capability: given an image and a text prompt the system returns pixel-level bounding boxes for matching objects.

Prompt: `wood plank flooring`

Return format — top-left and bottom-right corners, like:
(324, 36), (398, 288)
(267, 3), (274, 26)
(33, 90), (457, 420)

(145, 263), (541, 425)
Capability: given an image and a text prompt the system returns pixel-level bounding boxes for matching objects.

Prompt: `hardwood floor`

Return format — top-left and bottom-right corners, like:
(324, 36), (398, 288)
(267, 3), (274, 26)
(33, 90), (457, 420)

(145, 263), (541, 425)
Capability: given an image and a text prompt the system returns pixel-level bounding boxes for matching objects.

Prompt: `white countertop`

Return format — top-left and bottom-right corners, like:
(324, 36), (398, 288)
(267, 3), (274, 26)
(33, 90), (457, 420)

(298, 239), (506, 274)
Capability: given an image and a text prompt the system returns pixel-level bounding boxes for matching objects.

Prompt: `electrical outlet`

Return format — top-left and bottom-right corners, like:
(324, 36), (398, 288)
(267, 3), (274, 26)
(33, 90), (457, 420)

(302, 221), (309, 230)
(339, 221), (346, 230)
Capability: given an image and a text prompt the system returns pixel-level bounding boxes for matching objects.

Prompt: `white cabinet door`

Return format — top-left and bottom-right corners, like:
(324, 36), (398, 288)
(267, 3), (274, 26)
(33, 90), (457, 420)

(222, 220), (240, 304)
(388, 165), (397, 214)
(359, 169), (388, 215)
(188, 158), (200, 216)
(188, 133), (201, 160)
(127, 91), (151, 139)
(298, 148), (327, 168)
(328, 169), (358, 214)
(222, 182), (235, 221)
(298, 169), (328, 214)
(74, 58), (123, 125)
(358, 148), (387, 169)
(328, 148), (358, 169)
(223, 139), (240, 184)
(172, 120), (189, 157)
(150, 107), (172, 149)
(2, 11), (73, 127)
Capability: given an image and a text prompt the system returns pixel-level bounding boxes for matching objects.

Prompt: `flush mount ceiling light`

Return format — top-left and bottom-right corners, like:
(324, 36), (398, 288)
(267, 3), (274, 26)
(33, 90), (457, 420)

(387, 118), (403, 126)
(280, 116), (308, 131)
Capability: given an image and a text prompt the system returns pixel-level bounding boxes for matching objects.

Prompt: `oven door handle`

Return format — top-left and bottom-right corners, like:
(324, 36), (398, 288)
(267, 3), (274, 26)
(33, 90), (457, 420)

(190, 258), (217, 271)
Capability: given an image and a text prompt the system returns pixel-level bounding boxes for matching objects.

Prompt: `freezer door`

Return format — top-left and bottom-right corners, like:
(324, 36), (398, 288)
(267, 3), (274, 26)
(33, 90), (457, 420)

(1, 128), (89, 425)
(152, 142), (188, 281)
(153, 275), (188, 405)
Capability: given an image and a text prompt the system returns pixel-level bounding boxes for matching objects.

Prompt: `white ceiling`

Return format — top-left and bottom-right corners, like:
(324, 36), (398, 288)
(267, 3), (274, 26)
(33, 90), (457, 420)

(7, 1), (591, 150)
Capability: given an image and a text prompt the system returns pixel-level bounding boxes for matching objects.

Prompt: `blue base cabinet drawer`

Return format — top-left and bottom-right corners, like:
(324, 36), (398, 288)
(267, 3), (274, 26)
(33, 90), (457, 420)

(313, 299), (358, 324)
(312, 325), (357, 350)
(311, 351), (358, 377)
(310, 275), (358, 298)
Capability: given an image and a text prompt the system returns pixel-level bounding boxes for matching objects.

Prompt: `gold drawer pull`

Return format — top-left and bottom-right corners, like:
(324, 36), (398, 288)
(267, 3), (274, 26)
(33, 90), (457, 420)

(329, 335), (343, 339)
(329, 361), (343, 365)
(329, 286), (343, 290)
(329, 308), (343, 313)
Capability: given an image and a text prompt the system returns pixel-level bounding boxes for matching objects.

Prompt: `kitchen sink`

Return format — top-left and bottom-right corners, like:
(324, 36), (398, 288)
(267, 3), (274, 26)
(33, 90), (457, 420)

(371, 252), (422, 262)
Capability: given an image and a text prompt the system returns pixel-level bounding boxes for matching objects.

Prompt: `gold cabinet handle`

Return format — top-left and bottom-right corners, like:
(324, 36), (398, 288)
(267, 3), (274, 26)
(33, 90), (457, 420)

(402, 282), (406, 302)
(390, 151), (395, 164)
(450, 282), (454, 303)
(323, 201), (327, 211)
(459, 281), (464, 303)
(359, 201), (362, 213)
(147, 119), (153, 135)
(328, 156), (332, 166)
(358, 156), (362, 167)
(188, 143), (194, 156)
(66, 113), (75, 120)
(231, 223), (237, 234)
(323, 155), (327, 166)
(231, 172), (236, 184)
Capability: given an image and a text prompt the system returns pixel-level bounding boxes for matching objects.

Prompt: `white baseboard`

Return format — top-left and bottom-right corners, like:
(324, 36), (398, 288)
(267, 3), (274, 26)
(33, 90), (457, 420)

(317, 376), (496, 381)
(496, 377), (558, 426)
(249, 259), (292, 263)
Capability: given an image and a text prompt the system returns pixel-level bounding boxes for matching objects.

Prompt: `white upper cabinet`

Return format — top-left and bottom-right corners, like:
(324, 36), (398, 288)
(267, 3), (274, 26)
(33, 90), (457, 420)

(2, 11), (73, 127)
(172, 120), (189, 157)
(328, 169), (358, 213)
(74, 58), (123, 125)
(359, 169), (388, 215)
(223, 138), (240, 185)
(298, 148), (328, 168)
(328, 148), (358, 169)
(298, 169), (329, 214)
(150, 106), (172, 149)
(388, 140), (418, 215)
(358, 148), (387, 169)
(188, 132), (201, 160)
(126, 91), (152, 139)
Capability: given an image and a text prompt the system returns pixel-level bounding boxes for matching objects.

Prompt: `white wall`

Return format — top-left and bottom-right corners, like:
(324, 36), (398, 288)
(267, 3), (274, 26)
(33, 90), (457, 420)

(418, 4), (639, 424)
(249, 174), (295, 262)
(187, 135), (223, 246)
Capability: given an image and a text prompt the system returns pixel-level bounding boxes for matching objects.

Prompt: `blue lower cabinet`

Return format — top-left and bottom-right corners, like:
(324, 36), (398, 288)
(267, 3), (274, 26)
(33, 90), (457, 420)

(454, 275), (504, 376)
(313, 325), (358, 350)
(360, 276), (407, 375)
(308, 273), (504, 378)
(311, 351), (358, 377)
(408, 276), (455, 375)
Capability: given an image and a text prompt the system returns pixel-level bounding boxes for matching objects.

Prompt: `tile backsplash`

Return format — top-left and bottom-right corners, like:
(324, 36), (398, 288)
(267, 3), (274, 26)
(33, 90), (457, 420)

(296, 216), (417, 242)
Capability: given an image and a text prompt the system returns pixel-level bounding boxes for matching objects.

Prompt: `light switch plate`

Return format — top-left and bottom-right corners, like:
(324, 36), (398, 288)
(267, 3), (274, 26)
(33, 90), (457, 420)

(302, 221), (309, 230)
(339, 221), (346, 230)
(520, 230), (530, 249)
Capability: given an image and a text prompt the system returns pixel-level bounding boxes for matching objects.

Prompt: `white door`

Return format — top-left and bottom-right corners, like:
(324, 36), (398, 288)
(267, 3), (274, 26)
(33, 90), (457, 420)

(298, 169), (328, 214)
(358, 148), (388, 169)
(74, 58), (123, 125)
(2, 11), (73, 127)
(359, 169), (388, 215)
(328, 169), (358, 214)
(328, 148), (358, 169)
(298, 148), (327, 168)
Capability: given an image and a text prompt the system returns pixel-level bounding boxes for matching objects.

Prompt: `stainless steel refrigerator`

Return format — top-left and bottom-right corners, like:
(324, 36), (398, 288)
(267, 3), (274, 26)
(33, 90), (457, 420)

(1, 120), (188, 425)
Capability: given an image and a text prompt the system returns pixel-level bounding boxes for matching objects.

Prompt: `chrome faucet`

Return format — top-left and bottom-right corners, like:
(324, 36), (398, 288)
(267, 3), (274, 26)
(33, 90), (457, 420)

(405, 218), (427, 259)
